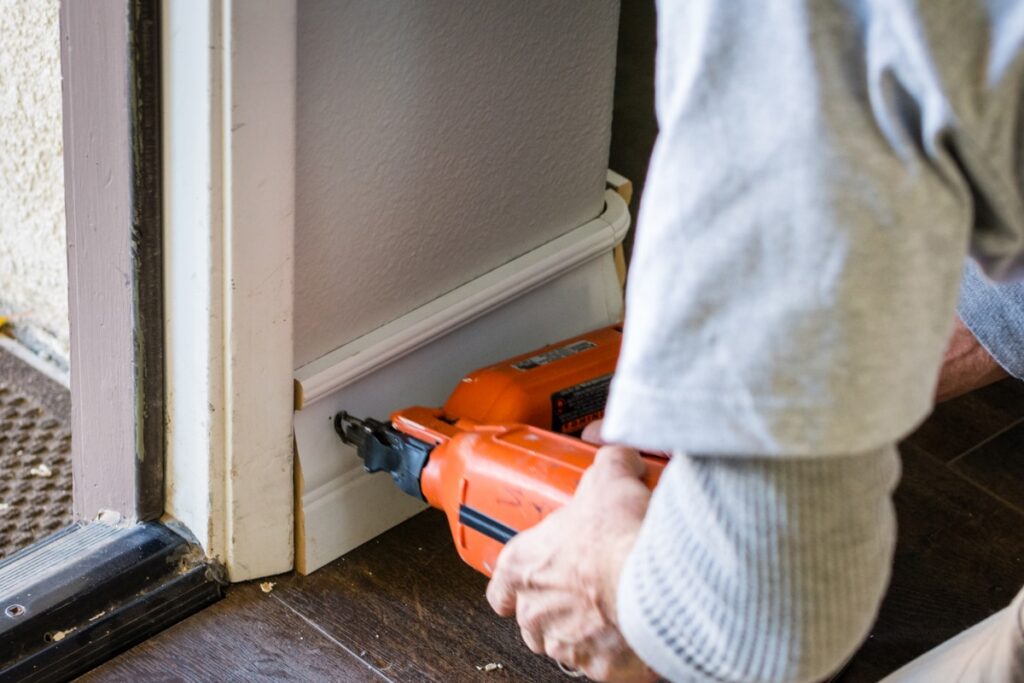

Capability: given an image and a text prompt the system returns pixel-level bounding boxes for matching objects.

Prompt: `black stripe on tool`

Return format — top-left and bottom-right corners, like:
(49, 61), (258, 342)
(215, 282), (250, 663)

(458, 505), (518, 544)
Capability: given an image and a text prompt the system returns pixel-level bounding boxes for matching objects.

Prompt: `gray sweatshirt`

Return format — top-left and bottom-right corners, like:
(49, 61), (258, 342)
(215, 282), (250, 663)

(601, 2), (1024, 681)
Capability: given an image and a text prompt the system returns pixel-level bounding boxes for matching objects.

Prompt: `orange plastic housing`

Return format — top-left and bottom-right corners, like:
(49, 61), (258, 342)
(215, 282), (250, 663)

(391, 406), (664, 577)
(442, 325), (623, 436)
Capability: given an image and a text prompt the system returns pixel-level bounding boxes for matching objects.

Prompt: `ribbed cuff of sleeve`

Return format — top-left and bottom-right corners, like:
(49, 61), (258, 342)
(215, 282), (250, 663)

(617, 449), (900, 683)
(958, 260), (1024, 379)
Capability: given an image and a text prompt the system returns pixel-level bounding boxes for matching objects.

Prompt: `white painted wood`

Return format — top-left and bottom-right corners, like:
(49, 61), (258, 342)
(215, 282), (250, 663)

(162, 0), (219, 566)
(295, 191), (629, 407)
(162, 0), (295, 581)
(294, 194), (628, 574)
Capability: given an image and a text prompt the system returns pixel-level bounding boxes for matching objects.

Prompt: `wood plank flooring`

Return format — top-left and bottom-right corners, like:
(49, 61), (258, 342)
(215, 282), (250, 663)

(833, 379), (1024, 681)
(81, 380), (1024, 682)
(79, 511), (563, 683)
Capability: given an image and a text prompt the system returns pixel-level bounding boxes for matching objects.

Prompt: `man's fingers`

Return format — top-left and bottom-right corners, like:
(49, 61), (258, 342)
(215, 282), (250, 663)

(487, 536), (529, 615)
(546, 639), (591, 676)
(581, 419), (606, 445)
(594, 445), (647, 479)
(486, 577), (517, 616)
(520, 625), (545, 655)
(486, 566), (519, 616)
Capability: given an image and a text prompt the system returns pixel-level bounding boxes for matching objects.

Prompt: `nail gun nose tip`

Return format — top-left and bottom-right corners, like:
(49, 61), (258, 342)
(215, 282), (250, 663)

(334, 411), (352, 440)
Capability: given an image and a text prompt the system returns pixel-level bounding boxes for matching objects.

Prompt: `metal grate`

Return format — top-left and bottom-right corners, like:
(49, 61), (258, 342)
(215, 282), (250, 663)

(0, 352), (72, 559)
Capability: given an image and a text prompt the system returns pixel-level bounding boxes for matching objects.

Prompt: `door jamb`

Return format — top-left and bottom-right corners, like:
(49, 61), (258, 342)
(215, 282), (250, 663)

(62, 0), (164, 522)
(161, 0), (296, 580)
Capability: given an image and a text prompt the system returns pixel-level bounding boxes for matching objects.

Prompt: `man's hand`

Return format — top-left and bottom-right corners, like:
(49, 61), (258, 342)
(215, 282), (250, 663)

(937, 316), (1008, 402)
(486, 446), (657, 682)
(580, 420), (607, 446)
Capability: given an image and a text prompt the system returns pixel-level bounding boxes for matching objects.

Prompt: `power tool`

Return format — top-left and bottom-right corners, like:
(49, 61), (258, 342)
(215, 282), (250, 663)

(334, 326), (666, 577)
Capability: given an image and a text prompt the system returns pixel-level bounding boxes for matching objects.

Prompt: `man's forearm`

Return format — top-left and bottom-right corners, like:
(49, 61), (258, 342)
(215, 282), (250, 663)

(617, 448), (900, 683)
(948, 260), (1024, 398)
(937, 315), (1008, 402)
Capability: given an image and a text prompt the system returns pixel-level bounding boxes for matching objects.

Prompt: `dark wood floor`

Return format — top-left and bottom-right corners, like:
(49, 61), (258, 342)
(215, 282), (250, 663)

(833, 379), (1024, 682)
(79, 380), (1024, 683)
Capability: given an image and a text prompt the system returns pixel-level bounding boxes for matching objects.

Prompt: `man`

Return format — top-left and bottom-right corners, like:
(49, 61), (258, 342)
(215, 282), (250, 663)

(485, 2), (1024, 681)
(941, 263), (1024, 402)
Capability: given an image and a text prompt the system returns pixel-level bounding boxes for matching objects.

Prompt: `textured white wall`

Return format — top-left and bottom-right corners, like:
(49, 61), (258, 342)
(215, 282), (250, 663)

(295, 1), (619, 367)
(0, 0), (67, 366)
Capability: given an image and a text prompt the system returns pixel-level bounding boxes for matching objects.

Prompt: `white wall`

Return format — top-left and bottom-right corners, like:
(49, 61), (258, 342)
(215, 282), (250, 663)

(0, 0), (68, 367)
(294, 0), (619, 368)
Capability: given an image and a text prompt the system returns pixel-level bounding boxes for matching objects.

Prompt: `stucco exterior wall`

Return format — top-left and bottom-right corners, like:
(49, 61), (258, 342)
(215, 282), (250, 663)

(0, 0), (68, 367)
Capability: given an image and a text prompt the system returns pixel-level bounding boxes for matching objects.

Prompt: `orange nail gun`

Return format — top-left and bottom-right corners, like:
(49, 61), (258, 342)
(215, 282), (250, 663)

(335, 326), (666, 577)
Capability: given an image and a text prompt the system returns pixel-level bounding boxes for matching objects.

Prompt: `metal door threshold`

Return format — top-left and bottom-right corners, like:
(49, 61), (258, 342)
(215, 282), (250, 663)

(0, 521), (223, 682)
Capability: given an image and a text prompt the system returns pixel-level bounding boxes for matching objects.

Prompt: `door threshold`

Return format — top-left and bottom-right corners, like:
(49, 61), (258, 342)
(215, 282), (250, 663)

(0, 521), (223, 682)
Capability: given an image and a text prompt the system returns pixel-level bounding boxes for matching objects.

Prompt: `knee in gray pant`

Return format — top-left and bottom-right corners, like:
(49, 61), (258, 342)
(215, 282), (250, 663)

(881, 586), (1024, 682)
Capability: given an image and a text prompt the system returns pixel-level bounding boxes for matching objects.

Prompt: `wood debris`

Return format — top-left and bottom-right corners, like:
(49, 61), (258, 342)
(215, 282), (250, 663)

(50, 627), (76, 642)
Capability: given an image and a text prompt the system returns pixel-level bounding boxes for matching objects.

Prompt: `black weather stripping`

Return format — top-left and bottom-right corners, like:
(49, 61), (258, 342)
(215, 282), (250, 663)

(458, 506), (518, 544)
(0, 522), (223, 682)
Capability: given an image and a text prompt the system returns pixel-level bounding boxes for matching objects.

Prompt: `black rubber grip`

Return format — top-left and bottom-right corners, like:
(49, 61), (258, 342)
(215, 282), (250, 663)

(458, 505), (518, 544)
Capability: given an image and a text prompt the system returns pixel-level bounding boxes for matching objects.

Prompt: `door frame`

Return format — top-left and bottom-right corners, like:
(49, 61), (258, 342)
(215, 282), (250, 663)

(0, 4), (224, 678)
(63, 0), (164, 522)
(160, 0), (296, 580)
(64, 0), (297, 580)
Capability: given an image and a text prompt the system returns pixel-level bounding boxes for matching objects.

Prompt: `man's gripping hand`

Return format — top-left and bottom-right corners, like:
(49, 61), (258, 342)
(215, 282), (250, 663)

(486, 446), (657, 682)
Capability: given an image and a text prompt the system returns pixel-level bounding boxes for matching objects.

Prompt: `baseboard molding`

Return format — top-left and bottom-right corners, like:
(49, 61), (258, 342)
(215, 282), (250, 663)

(294, 189), (629, 408)
(294, 188), (629, 574)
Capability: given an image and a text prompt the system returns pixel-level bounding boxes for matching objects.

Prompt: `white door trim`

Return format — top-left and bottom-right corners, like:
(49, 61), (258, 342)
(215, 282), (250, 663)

(162, 0), (296, 581)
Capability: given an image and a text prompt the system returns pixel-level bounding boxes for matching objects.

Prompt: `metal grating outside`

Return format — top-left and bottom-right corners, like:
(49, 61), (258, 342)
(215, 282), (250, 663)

(0, 347), (72, 559)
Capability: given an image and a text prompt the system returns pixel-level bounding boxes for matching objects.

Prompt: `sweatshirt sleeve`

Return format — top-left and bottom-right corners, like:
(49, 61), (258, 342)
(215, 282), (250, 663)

(602, 0), (1024, 457)
(958, 259), (1024, 379)
(601, 2), (1024, 681)
(617, 446), (900, 683)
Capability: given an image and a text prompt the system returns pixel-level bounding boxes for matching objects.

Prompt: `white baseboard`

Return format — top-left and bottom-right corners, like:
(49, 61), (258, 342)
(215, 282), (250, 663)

(293, 189), (629, 574)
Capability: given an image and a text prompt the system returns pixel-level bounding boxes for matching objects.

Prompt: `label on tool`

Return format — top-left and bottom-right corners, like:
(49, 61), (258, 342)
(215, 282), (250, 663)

(512, 340), (596, 371)
(551, 373), (613, 435)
